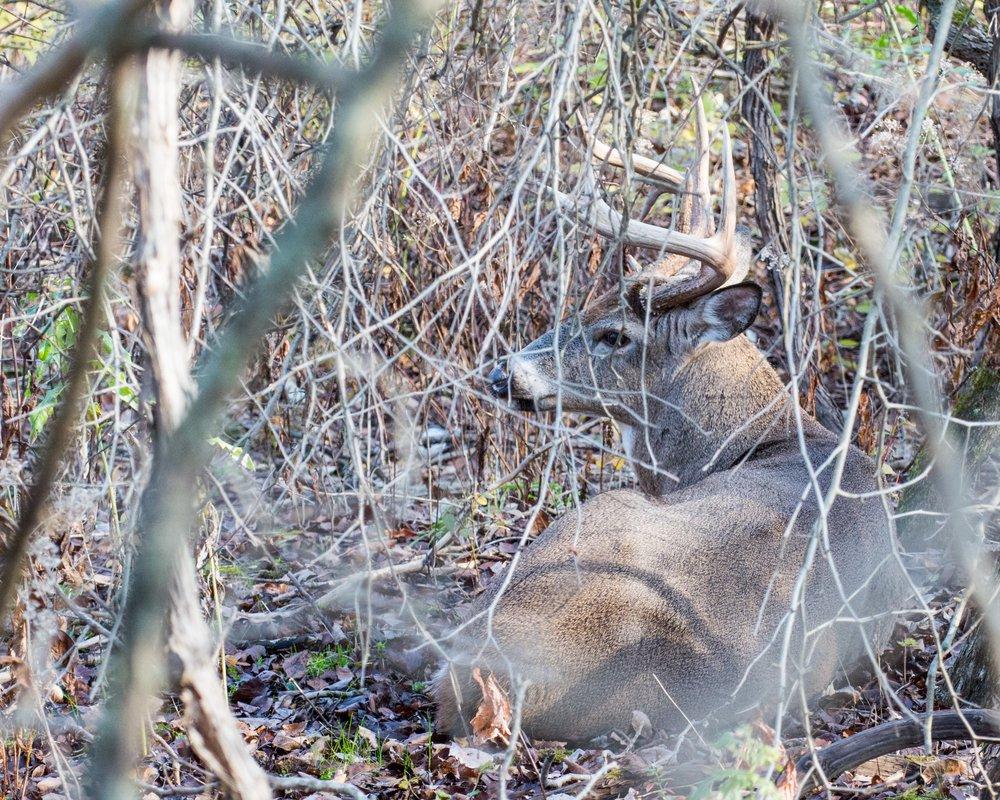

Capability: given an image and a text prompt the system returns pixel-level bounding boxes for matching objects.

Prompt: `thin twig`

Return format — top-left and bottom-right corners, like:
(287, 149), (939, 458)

(0, 62), (128, 622)
(83, 1), (439, 798)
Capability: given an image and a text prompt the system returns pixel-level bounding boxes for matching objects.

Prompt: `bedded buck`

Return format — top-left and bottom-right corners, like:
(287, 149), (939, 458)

(433, 103), (905, 742)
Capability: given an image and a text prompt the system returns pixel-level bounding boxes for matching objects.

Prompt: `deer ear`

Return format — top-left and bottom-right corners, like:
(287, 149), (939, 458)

(689, 282), (762, 345)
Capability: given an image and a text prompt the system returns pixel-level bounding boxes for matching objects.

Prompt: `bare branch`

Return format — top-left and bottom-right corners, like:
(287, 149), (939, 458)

(0, 62), (129, 622)
(83, 0), (440, 797)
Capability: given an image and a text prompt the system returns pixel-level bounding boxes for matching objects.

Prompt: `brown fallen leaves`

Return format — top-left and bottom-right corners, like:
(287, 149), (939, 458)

(470, 667), (512, 744)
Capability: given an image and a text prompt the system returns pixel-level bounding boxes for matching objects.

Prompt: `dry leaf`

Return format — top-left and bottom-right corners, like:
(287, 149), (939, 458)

(271, 731), (306, 752)
(752, 719), (797, 800)
(36, 777), (62, 793)
(851, 753), (907, 785)
(448, 743), (496, 770)
(915, 755), (969, 783)
(470, 667), (512, 744)
(630, 710), (652, 737)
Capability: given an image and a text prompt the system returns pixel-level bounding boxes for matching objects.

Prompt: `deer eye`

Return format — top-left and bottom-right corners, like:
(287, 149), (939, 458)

(597, 330), (631, 349)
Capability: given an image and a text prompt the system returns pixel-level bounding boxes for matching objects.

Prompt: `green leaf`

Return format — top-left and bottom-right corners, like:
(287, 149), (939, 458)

(514, 60), (544, 75)
(207, 436), (256, 471)
(29, 384), (65, 440)
(896, 4), (919, 26)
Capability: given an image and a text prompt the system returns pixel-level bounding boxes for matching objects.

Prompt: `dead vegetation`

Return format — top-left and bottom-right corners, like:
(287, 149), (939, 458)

(1, 0), (999, 798)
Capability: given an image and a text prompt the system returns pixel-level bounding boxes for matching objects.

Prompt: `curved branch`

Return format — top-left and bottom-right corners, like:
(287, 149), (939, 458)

(0, 64), (128, 622)
(795, 710), (1000, 795)
(132, 29), (349, 91)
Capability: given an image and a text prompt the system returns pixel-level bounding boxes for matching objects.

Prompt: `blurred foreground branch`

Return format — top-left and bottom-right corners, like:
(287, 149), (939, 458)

(0, 65), (129, 621)
(135, 29), (349, 89)
(0, 0), (150, 145)
(84, 0), (438, 797)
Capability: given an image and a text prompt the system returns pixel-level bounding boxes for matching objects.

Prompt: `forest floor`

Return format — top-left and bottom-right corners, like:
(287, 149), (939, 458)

(7, 465), (994, 800)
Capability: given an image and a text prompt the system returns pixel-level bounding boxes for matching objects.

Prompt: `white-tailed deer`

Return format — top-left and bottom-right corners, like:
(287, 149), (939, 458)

(433, 102), (905, 742)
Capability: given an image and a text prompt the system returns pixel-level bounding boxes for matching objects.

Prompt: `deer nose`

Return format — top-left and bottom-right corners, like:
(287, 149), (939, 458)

(487, 365), (510, 398)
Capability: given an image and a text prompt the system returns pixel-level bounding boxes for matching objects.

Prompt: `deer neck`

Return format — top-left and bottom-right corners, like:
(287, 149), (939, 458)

(620, 336), (827, 496)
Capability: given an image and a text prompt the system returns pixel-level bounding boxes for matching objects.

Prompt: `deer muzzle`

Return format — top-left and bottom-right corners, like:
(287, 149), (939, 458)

(487, 359), (555, 412)
(487, 365), (511, 398)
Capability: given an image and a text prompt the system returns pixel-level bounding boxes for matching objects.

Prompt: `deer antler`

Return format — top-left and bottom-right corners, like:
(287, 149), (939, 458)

(556, 97), (748, 311)
(586, 137), (685, 190)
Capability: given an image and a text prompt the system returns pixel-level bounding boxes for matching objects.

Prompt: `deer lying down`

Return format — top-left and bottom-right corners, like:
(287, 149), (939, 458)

(433, 103), (905, 742)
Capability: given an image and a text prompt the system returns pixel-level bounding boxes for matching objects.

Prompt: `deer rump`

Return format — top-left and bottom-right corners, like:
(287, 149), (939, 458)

(434, 440), (901, 743)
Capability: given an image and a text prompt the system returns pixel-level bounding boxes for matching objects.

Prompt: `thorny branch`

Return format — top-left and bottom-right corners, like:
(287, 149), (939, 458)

(83, 1), (439, 797)
(0, 64), (128, 622)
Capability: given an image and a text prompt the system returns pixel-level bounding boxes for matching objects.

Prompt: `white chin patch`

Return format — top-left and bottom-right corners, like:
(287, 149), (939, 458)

(509, 354), (552, 401)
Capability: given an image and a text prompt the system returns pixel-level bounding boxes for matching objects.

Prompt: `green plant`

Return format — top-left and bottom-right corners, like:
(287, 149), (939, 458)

(579, 49), (608, 92)
(0, 4), (58, 63)
(689, 726), (786, 800)
(326, 722), (383, 765)
(894, 789), (948, 800)
(545, 746), (570, 764)
(426, 509), (459, 541)
(208, 436), (256, 470)
(23, 304), (79, 439)
(530, 478), (575, 512)
(307, 645), (353, 677)
(18, 295), (139, 441)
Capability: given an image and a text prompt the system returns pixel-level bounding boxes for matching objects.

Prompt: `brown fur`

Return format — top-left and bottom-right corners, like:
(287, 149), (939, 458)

(438, 279), (904, 741)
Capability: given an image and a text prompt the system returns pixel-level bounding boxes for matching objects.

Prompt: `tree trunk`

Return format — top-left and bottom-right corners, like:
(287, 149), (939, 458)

(897, 362), (1000, 718)
(921, 0), (994, 76)
(740, 10), (787, 261)
(953, 580), (1000, 710)
(950, 548), (1000, 781)
(134, 0), (194, 433)
(987, 1), (1000, 259)
(739, 8), (844, 434)
(897, 364), (1000, 546)
(131, 2), (272, 797)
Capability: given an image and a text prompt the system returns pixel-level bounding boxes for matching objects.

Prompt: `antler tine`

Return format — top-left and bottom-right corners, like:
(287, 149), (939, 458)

(552, 178), (730, 263)
(587, 136), (685, 191)
(554, 103), (746, 306)
(716, 122), (747, 286)
(678, 96), (713, 235)
(628, 121), (744, 305)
